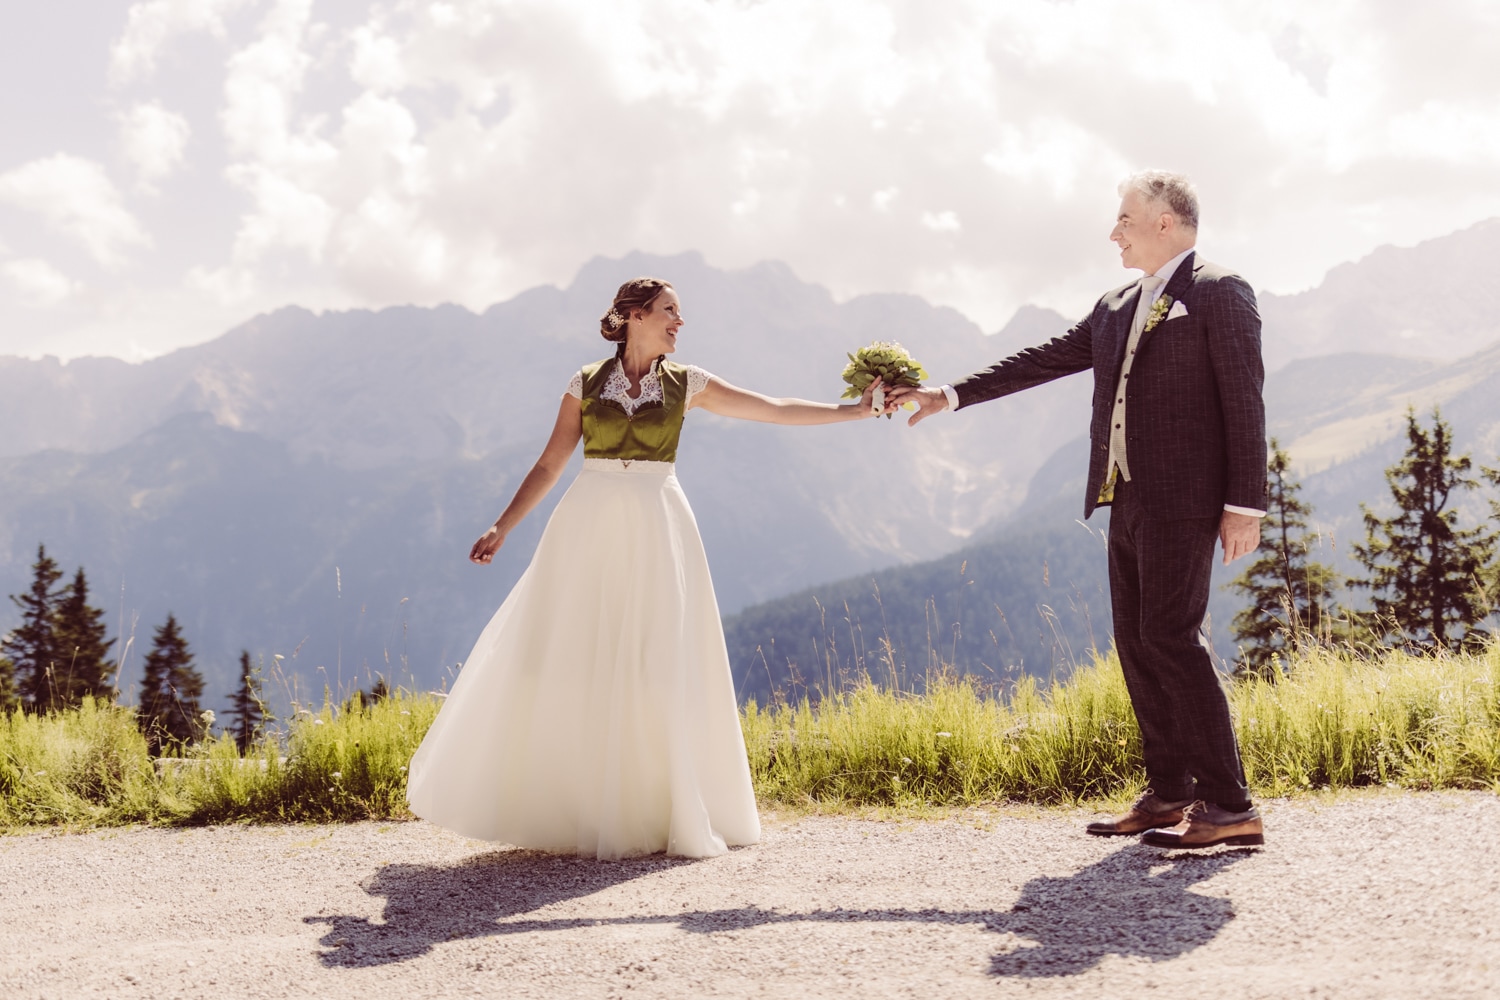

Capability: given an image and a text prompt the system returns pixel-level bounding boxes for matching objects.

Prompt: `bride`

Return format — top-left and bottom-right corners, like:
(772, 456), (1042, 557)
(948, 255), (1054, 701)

(407, 277), (885, 859)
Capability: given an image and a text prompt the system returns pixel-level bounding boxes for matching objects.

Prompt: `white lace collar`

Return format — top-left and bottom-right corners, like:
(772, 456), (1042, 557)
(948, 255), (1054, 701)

(565, 360), (712, 410)
(600, 358), (664, 417)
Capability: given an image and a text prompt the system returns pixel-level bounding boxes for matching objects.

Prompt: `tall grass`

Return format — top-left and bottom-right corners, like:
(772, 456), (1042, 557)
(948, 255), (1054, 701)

(743, 660), (1140, 806)
(746, 644), (1500, 806)
(1236, 646), (1500, 795)
(167, 690), (439, 823)
(0, 691), (437, 829)
(2, 646), (1497, 829)
(0, 698), (161, 826)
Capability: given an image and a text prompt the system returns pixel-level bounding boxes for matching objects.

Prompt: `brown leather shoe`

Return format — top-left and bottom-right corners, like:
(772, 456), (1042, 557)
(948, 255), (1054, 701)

(1141, 800), (1265, 849)
(1086, 790), (1193, 837)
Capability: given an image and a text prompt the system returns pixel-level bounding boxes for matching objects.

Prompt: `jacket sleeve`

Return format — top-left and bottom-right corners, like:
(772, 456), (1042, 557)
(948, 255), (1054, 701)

(1204, 274), (1268, 511)
(950, 310), (1095, 409)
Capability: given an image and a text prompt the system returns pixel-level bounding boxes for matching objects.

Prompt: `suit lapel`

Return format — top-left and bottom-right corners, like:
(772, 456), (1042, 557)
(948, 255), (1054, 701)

(1092, 285), (1132, 395)
(1107, 280), (1149, 375)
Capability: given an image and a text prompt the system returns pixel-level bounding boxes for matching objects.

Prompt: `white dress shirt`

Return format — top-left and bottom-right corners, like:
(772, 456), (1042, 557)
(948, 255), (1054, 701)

(940, 246), (1265, 518)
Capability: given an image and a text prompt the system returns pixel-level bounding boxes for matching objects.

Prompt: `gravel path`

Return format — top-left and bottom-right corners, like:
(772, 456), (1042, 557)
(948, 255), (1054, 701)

(3, 792), (1498, 999)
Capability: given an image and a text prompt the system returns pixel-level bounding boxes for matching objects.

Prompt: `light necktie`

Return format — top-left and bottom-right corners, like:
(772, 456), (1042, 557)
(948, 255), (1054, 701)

(1130, 274), (1166, 338)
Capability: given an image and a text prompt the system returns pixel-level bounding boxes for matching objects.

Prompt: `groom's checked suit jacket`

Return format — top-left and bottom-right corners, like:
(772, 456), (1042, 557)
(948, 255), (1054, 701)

(951, 252), (1267, 521)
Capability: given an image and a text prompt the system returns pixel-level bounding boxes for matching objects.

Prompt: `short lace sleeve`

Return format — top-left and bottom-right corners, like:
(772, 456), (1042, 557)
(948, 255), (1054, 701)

(685, 365), (713, 405)
(565, 369), (583, 399)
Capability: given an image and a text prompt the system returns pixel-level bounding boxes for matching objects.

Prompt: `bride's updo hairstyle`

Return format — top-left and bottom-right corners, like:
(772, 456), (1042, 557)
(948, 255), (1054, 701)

(601, 277), (674, 358)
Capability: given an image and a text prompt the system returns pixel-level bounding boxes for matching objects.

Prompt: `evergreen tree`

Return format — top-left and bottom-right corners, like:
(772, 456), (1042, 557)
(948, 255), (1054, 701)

(0, 655), (16, 714)
(1228, 440), (1339, 677)
(137, 614), (207, 754)
(1484, 461), (1500, 617)
(343, 675), (390, 716)
(227, 650), (265, 753)
(52, 568), (115, 708)
(1350, 408), (1498, 652)
(2, 545), (63, 713)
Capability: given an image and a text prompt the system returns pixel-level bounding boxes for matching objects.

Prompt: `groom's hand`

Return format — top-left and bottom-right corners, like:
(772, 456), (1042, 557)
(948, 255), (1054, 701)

(1219, 511), (1261, 565)
(884, 385), (949, 426)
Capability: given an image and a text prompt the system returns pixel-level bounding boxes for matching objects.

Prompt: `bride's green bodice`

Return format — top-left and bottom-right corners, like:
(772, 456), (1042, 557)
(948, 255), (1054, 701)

(580, 358), (690, 463)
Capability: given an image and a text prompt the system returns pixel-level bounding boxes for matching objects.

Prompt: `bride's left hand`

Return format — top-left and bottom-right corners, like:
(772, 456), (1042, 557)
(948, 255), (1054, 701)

(470, 525), (506, 564)
(858, 376), (887, 418)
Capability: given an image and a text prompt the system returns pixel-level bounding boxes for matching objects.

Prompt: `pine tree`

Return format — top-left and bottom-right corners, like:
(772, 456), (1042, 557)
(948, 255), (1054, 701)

(0, 655), (17, 714)
(52, 568), (115, 708)
(137, 614), (207, 754)
(343, 675), (390, 716)
(1484, 461), (1500, 618)
(3, 545), (64, 713)
(1228, 440), (1339, 677)
(1350, 408), (1498, 652)
(227, 650), (265, 753)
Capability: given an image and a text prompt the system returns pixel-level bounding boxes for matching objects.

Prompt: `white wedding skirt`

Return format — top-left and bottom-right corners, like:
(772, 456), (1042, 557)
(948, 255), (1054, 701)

(407, 458), (760, 859)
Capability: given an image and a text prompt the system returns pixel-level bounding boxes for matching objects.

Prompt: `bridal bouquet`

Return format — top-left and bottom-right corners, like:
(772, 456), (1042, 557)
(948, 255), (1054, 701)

(840, 341), (928, 417)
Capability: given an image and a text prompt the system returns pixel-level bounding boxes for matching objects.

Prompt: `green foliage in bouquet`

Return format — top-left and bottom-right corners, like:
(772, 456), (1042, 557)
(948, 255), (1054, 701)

(841, 341), (927, 417)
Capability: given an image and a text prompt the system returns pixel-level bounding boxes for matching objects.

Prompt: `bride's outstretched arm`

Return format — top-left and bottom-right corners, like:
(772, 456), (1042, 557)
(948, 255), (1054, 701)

(470, 395), (583, 564)
(690, 376), (885, 425)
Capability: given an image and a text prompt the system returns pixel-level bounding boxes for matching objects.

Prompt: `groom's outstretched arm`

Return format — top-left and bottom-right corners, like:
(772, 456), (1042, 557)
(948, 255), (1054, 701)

(951, 315), (1096, 406)
(890, 314), (1096, 425)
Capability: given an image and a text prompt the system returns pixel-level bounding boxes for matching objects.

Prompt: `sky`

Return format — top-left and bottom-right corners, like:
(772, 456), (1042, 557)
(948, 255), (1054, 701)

(1, 0), (1498, 361)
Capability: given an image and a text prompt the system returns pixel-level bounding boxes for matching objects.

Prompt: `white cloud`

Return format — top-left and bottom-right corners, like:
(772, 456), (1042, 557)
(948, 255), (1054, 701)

(172, 0), (1500, 332)
(4, 0), (1499, 359)
(0, 155), (151, 268)
(1, 258), (80, 307)
(348, 23), (407, 94)
(219, 0), (318, 160)
(182, 0), (334, 301)
(921, 211), (961, 233)
(110, 0), (254, 84)
(983, 119), (1130, 202)
(119, 102), (192, 190)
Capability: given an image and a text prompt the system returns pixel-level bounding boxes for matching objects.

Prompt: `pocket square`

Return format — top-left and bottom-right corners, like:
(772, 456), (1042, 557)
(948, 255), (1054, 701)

(1166, 301), (1189, 320)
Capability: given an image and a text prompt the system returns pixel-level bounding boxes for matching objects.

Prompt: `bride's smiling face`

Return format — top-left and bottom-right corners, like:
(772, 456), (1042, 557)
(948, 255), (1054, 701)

(629, 288), (684, 355)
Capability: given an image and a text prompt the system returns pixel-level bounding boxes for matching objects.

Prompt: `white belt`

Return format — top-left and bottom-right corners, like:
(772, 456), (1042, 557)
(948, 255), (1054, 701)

(581, 457), (675, 474)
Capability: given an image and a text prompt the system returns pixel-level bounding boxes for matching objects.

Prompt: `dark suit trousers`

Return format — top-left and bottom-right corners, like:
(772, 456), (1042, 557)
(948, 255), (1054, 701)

(1108, 481), (1250, 805)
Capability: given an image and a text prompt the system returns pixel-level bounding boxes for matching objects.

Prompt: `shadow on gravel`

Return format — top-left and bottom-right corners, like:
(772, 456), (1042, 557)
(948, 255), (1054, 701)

(306, 849), (694, 968)
(310, 843), (1251, 976)
(983, 843), (1252, 978)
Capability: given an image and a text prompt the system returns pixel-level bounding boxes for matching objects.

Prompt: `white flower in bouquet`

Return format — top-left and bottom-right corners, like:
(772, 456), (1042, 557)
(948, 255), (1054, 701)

(840, 341), (928, 417)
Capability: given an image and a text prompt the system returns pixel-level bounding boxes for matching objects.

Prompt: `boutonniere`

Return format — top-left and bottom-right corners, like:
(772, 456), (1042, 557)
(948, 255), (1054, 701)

(1143, 294), (1174, 333)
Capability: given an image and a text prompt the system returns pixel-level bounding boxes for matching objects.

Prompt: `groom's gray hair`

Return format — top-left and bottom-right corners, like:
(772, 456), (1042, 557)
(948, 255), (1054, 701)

(1119, 171), (1199, 231)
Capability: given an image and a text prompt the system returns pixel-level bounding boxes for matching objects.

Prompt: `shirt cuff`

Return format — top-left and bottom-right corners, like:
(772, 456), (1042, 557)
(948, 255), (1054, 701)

(1223, 504), (1266, 518)
(940, 384), (959, 411)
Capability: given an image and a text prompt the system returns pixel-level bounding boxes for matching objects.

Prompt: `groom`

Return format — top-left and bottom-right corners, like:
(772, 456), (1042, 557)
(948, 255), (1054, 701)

(889, 171), (1267, 849)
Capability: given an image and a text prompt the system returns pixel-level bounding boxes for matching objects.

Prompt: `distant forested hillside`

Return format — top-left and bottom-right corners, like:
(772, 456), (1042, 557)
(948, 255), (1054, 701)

(723, 507), (1111, 705)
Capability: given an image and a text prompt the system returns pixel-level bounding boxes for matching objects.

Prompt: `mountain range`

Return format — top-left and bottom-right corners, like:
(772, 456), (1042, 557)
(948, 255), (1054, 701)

(732, 220), (1500, 701)
(0, 253), (1085, 703)
(3, 219), (1499, 707)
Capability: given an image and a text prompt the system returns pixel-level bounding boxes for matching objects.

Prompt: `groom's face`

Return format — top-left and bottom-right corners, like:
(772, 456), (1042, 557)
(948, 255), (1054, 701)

(1110, 190), (1167, 272)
